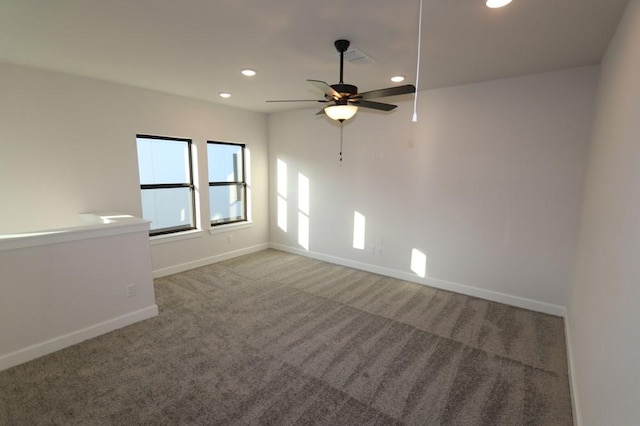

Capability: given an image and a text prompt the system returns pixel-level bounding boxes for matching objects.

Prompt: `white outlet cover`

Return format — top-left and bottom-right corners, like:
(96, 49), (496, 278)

(126, 285), (136, 297)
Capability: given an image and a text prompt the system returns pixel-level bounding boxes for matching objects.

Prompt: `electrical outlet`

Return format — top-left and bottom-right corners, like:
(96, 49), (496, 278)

(126, 284), (136, 298)
(227, 235), (233, 244)
(371, 151), (386, 160)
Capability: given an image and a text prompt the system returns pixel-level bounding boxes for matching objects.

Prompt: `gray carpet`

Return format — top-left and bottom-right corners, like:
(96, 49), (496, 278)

(0, 249), (573, 425)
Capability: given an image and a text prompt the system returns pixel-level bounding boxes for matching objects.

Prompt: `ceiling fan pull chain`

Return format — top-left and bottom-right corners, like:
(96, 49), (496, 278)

(413, 0), (424, 122)
(339, 121), (344, 162)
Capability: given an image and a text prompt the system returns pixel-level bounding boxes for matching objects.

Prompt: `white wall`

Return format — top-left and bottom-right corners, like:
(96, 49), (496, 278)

(269, 67), (598, 311)
(567, 1), (640, 424)
(0, 62), (270, 273)
(0, 218), (157, 370)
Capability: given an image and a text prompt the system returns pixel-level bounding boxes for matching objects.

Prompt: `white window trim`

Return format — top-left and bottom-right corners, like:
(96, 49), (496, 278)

(150, 229), (203, 245)
(208, 220), (253, 235)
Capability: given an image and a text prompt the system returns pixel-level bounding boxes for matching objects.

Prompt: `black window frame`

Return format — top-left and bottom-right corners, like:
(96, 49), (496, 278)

(207, 141), (248, 227)
(137, 134), (197, 236)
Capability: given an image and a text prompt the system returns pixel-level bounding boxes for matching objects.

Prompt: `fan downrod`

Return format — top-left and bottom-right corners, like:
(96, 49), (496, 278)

(335, 39), (350, 84)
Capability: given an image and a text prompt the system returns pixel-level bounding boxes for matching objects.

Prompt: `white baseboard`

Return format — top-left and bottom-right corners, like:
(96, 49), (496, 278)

(152, 242), (566, 316)
(269, 243), (566, 317)
(0, 305), (158, 372)
(152, 243), (270, 278)
(564, 313), (581, 426)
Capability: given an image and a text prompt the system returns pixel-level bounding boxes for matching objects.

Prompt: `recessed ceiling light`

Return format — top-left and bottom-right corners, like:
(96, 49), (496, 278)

(241, 69), (256, 77)
(486, 0), (512, 8)
(219, 92), (231, 98)
(391, 75), (405, 83)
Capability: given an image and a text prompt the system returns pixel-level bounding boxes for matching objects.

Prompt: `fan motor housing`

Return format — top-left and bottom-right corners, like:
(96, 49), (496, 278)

(330, 83), (358, 97)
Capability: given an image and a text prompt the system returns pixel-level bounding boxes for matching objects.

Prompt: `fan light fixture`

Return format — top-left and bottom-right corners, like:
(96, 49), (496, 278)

(486, 0), (512, 8)
(325, 104), (358, 121)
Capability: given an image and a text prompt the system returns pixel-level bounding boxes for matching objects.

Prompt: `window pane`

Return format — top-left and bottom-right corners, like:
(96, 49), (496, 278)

(208, 144), (243, 182)
(210, 184), (245, 224)
(137, 137), (190, 184)
(141, 187), (193, 231)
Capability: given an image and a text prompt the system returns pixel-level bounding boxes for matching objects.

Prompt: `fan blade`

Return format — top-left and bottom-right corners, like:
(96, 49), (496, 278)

(266, 99), (327, 103)
(352, 100), (397, 111)
(358, 84), (416, 100)
(316, 108), (326, 116)
(307, 79), (341, 99)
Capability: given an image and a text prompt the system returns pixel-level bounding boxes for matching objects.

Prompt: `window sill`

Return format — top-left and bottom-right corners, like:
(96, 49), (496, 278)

(150, 229), (203, 246)
(209, 221), (253, 235)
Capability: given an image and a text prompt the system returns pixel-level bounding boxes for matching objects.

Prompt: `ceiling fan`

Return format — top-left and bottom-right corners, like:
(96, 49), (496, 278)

(267, 39), (416, 122)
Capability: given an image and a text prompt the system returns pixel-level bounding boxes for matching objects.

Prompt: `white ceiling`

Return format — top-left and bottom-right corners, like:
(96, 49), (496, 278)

(0, 0), (629, 114)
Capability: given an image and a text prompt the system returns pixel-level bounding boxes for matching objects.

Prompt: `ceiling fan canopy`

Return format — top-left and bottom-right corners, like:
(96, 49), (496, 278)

(267, 39), (416, 122)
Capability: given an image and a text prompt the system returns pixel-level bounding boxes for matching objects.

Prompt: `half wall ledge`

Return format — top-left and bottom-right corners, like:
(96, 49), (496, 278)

(0, 213), (157, 371)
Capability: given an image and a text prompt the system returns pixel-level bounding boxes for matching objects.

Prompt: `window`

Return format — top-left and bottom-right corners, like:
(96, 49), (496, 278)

(136, 135), (196, 236)
(207, 141), (247, 226)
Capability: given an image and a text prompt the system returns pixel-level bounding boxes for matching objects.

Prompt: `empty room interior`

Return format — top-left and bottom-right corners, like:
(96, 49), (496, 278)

(1, 0), (639, 424)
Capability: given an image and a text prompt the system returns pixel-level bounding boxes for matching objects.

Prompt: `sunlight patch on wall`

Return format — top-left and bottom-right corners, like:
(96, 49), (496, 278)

(411, 248), (428, 278)
(298, 174), (309, 215)
(353, 211), (366, 250)
(277, 197), (287, 232)
(277, 159), (287, 198)
(298, 173), (310, 250)
(298, 213), (309, 250)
